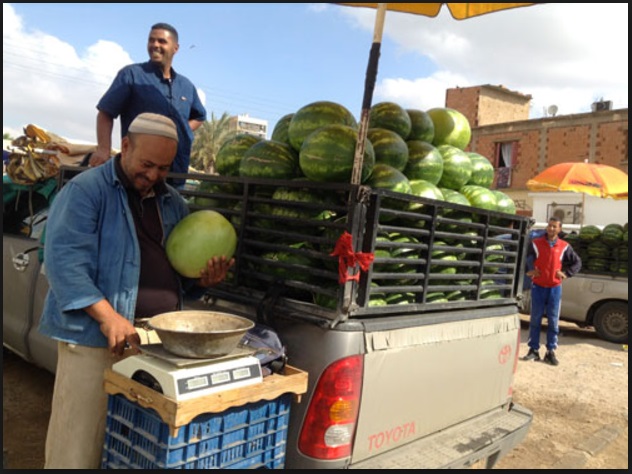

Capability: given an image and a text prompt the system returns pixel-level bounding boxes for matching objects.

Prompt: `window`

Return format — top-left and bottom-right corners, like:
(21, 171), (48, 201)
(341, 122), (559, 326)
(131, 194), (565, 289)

(494, 141), (517, 188)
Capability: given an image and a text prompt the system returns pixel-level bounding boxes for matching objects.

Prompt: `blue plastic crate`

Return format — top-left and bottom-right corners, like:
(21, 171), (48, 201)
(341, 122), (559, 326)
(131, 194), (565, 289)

(101, 393), (291, 469)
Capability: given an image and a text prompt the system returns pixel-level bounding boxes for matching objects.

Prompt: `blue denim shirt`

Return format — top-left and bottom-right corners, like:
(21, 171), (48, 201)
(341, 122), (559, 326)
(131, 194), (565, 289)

(38, 158), (190, 348)
(97, 61), (207, 184)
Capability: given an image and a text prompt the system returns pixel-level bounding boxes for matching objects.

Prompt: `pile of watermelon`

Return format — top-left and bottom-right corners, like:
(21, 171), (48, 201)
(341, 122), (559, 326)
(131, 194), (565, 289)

(211, 99), (516, 216)
(189, 99), (525, 313)
(567, 223), (628, 275)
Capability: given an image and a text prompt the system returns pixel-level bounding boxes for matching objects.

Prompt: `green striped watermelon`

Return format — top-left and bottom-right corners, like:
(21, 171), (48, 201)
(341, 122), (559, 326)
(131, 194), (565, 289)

(408, 179), (444, 221)
(367, 128), (409, 171)
(460, 185), (498, 211)
(369, 102), (412, 140)
(437, 145), (473, 190)
(492, 190), (517, 215)
(406, 108), (435, 143)
(288, 101), (358, 152)
(367, 163), (412, 196)
(466, 153), (495, 188)
(427, 107), (472, 150)
(299, 123), (375, 183)
(404, 140), (444, 184)
(579, 225), (602, 242)
(239, 139), (299, 179)
(215, 133), (262, 176)
(601, 223), (624, 244)
(270, 113), (294, 146)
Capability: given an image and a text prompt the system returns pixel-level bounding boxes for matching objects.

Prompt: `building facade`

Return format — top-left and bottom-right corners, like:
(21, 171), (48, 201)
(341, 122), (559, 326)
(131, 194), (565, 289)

(445, 85), (629, 215)
(228, 114), (268, 139)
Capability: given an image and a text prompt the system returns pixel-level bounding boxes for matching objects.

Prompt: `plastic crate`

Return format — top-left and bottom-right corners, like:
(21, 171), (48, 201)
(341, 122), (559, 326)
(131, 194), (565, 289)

(101, 393), (291, 469)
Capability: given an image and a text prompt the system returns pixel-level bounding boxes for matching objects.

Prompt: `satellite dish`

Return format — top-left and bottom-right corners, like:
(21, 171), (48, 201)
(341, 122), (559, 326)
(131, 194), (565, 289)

(547, 105), (558, 117)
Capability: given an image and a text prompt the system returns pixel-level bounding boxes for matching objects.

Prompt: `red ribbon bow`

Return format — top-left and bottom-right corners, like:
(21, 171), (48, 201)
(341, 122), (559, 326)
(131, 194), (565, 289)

(330, 231), (375, 284)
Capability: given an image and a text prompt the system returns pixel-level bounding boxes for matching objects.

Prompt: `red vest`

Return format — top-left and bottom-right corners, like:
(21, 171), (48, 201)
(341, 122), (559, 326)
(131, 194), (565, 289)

(531, 236), (570, 288)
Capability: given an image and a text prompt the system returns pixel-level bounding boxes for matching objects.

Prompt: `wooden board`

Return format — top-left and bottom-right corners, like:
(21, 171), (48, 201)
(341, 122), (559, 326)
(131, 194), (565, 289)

(103, 365), (308, 436)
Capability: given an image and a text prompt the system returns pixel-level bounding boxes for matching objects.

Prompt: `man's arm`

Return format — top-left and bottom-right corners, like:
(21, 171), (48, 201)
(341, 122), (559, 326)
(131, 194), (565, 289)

(561, 244), (582, 278)
(91, 110), (115, 166)
(189, 119), (204, 133)
(85, 299), (140, 356)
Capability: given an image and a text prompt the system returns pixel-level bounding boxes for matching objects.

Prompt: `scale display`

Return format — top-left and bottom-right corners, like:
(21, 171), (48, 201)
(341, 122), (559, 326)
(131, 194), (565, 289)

(112, 346), (263, 401)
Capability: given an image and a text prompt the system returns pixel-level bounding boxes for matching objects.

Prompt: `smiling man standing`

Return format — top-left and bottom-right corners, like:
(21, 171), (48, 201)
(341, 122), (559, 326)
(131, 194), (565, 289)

(92, 22), (206, 188)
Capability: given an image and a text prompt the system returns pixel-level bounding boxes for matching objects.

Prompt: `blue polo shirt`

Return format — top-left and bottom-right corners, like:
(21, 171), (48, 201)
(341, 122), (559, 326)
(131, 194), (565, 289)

(97, 61), (206, 184)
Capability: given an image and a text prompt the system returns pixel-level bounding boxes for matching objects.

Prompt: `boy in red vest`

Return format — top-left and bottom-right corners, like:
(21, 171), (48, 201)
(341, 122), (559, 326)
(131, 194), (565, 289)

(523, 217), (582, 365)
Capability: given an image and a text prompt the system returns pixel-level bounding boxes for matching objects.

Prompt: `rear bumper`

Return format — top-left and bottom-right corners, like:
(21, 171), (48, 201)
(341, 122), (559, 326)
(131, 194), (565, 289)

(350, 403), (533, 469)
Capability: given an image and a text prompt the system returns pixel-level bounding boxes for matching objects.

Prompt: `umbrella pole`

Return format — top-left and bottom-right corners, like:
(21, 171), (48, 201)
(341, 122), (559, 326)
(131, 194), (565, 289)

(351, 3), (387, 186)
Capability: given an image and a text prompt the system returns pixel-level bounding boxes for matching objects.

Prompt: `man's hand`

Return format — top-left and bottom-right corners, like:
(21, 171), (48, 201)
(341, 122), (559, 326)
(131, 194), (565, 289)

(89, 149), (111, 167)
(556, 270), (567, 280)
(86, 299), (140, 356)
(199, 256), (235, 287)
(526, 268), (541, 279)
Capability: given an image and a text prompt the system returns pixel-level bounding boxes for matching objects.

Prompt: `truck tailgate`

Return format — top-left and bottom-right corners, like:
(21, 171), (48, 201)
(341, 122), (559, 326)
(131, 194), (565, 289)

(352, 314), (523, 464)
(351, 403), (532, 469)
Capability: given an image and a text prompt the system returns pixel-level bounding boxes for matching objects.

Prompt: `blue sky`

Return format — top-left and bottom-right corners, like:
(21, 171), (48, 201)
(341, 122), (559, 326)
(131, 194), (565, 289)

(3, 3), (628, 148)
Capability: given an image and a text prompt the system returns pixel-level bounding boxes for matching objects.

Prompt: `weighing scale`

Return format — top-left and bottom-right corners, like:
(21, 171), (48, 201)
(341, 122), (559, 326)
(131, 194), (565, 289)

(112, 344), (263, 401)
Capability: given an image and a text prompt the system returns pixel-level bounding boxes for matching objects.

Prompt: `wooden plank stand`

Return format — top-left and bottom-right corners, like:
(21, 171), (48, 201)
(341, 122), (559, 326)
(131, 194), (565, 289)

(103, 365), (308, 437)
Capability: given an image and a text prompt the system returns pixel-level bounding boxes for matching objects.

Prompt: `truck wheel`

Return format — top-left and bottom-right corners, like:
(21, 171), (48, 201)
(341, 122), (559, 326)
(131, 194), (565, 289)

(593, 302), (628, 343)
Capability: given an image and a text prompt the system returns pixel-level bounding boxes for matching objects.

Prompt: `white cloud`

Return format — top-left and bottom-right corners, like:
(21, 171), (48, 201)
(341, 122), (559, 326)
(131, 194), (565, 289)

(339, 3), (628, 117)
(2, 3), (131, 145)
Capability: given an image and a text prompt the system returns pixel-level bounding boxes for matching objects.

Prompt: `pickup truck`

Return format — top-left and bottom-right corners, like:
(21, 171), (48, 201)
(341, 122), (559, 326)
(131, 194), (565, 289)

(3, 168), (533, 469)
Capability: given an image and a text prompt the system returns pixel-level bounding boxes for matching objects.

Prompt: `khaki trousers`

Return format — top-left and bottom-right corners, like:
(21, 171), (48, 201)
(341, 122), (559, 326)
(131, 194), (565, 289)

(44, 329), (159, 469)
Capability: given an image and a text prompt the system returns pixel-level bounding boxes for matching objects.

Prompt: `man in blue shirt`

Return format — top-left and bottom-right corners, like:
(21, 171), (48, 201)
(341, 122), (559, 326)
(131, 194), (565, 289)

(92, 22), (206, 188)
(39, 113), (232, 468)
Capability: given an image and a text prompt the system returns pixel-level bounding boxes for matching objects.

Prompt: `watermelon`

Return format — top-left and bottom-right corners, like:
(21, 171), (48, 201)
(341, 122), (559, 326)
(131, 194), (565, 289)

(288, 101), (357, 152)
(461, 185), (498, 211)
(369, 102), (412, 140)
(193, 180), (240, 209)
(437, 145), (473, 190)
(367, 128), (409, 171)
(239, 139), (299, 179)
(270, 113), (294, 146)
(427, 107), (472, 150)
(407, 108), (435, 143)
(601, 223), (624, 244)
(299, 124), (375, 183)
(404, 140), (444, 184)
(579, 225), (602, 242)
(409, 179), (444, 201)
(492, 190), (517, 215)
(166, 210), (237, 278)
(440, 188), (471, 208)
(366, 163), (412, 198)
(587, 240), (610, 258)
(407, 179), (444, 221)
(466, 153), (495, 188)
(215, 133), (262, 176)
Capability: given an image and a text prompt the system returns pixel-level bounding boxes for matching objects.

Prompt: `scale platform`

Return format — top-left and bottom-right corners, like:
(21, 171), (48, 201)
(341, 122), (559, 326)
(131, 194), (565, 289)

(112, 344), (263, 401)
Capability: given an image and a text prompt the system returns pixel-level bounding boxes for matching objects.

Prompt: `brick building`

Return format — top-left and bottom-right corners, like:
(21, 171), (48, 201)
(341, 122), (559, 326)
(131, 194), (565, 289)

(445, 85), (629, 214)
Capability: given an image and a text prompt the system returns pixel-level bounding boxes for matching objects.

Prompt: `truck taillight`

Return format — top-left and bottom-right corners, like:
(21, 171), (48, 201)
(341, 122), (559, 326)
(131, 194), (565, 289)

(298, 355), (363, 460)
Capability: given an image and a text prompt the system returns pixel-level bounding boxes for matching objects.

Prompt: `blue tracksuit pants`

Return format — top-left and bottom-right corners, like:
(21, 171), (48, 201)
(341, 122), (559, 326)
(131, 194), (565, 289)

(528, 283), (562, 351)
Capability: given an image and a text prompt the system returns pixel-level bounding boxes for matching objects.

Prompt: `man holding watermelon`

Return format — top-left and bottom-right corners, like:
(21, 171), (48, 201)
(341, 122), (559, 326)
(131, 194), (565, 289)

(523, 217), (582, 366)
(38, 113), (233, 468)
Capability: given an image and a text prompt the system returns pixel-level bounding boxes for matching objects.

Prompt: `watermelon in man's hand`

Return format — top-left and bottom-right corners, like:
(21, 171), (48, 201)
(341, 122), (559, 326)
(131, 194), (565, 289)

(166, 210), (237, 278)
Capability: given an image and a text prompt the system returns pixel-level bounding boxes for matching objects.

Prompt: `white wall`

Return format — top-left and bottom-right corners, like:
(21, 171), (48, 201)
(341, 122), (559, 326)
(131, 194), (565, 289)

(529, 192), (628, 227)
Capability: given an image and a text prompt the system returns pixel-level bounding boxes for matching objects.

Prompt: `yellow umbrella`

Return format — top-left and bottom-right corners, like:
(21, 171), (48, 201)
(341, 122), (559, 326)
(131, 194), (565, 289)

(336, 2), (540, 184)
(527, 161), (628, 200)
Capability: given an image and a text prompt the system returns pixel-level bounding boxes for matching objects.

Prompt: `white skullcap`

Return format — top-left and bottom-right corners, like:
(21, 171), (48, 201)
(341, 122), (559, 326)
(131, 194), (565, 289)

(128, 113), (178, 142)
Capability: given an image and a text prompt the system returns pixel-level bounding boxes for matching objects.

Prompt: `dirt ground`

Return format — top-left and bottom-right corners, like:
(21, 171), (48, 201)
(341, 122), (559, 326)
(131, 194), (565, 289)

(2, 316), (628, 470)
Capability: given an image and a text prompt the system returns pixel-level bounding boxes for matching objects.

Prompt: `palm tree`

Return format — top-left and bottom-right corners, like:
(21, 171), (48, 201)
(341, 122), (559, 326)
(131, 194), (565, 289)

(190, 112), (235, 174)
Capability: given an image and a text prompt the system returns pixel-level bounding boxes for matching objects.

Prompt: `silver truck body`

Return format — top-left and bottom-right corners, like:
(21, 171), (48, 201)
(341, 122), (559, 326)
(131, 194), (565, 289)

(3, 169), (533, 469)
(520, 273), (628, 343)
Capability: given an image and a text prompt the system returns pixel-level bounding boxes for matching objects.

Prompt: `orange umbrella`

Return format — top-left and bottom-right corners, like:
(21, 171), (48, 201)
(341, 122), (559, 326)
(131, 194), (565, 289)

(335, 3), (540, 184)
(526, 161), (628, 200)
